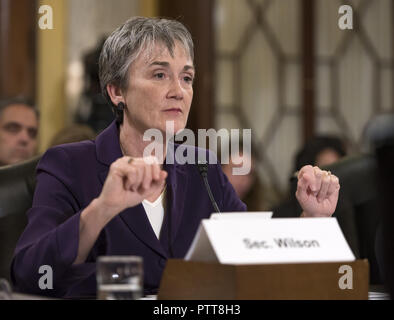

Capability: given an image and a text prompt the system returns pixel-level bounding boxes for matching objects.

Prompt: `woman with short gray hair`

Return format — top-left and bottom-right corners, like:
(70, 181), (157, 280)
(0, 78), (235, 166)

(99, 17), (194, 123)
(12, 17), (340, 299)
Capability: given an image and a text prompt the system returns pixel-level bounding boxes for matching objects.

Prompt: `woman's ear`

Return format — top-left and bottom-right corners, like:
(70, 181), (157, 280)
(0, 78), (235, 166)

(106, 83), (125, 106)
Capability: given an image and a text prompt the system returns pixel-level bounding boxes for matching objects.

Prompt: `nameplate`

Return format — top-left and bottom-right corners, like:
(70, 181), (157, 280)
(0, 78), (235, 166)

(210, 211), (273, 220)
(185, 218), (355, 264)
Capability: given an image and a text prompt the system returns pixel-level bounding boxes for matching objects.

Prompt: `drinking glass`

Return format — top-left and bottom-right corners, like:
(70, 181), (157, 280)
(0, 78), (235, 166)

(0, 278), (12, 300)
(97, 256), (143, 300)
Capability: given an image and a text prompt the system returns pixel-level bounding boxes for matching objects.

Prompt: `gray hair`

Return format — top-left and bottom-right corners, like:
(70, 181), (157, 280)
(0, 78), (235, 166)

(99, 16), (194, 122)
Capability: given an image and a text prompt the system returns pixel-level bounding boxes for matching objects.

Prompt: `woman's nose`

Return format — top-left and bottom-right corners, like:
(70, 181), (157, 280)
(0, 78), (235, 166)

(167, 78), (184, 100)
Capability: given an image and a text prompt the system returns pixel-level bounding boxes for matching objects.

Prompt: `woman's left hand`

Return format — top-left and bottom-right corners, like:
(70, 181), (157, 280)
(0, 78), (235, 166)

(295, 165), (340, 217)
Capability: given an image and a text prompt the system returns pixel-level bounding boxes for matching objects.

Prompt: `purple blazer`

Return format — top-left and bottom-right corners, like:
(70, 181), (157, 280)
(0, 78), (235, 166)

(11, 121), (246, 298)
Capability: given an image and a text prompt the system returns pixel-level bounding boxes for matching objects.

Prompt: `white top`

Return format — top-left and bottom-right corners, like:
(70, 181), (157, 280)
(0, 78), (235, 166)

(142, 187), (166, 239)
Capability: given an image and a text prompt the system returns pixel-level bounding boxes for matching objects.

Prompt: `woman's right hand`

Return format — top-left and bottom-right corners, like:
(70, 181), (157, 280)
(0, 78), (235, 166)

(95, 156), (168, 221)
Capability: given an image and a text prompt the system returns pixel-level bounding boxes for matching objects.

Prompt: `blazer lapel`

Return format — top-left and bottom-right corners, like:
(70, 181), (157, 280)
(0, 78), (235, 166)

(95, 121), (167, 258)
(119, 205), (167, 258)
(160, 145), (189, 251)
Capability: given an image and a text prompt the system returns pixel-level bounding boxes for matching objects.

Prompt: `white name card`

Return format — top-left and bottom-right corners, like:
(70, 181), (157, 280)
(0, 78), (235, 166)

(210, 211), (273, 220)
(185, 218), (355, 265)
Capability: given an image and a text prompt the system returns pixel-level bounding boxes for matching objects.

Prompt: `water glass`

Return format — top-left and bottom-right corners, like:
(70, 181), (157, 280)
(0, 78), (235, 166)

(97, 256), (143, 300)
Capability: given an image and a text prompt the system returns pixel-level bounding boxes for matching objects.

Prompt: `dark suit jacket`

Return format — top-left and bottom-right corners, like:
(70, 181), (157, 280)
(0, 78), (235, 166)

(11, 121), (246, 298)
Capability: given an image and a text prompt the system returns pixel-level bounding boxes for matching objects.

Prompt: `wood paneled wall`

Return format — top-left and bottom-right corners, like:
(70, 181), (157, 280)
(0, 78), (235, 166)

(0, 0), (36, 100)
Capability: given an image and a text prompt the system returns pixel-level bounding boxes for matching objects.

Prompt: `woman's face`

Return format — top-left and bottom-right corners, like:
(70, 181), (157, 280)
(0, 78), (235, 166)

(122, 41), (194, 135)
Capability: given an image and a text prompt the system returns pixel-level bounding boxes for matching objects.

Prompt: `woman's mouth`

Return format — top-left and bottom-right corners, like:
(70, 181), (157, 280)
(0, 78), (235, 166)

(163, 108), (183, 115)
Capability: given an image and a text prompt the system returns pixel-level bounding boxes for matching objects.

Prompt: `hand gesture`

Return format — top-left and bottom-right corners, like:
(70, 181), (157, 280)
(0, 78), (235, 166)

(97, 156), (167, 220)
(295, 165), (340, 217)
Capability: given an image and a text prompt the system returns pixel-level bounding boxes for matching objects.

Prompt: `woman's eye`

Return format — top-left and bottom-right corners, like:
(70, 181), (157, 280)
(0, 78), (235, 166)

(184, 76), (194, 84)
(154, 73), (165, 79)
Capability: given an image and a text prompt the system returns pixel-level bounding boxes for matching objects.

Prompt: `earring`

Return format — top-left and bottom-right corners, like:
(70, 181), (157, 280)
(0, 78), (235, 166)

(117, 102), (125, 111)
(115, 102), (125, 123)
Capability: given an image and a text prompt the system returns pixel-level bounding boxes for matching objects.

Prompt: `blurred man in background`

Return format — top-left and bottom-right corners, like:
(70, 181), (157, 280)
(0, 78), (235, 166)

(0, 98), (39, 166)
(294, 135), (347, 170)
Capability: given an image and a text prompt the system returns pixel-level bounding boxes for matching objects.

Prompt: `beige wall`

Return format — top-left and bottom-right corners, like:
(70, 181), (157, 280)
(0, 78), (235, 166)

(66, 0), (141, 123)
(214, 0), (393, 197)
(214, 0), (302, 196)
(37, 0), (158, 152)
(37, 0), (67, 153)
(315, 0), (393, 148)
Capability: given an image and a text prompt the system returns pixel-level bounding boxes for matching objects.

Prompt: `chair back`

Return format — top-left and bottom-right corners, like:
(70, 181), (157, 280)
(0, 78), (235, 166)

(0, 156), (40, 281)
